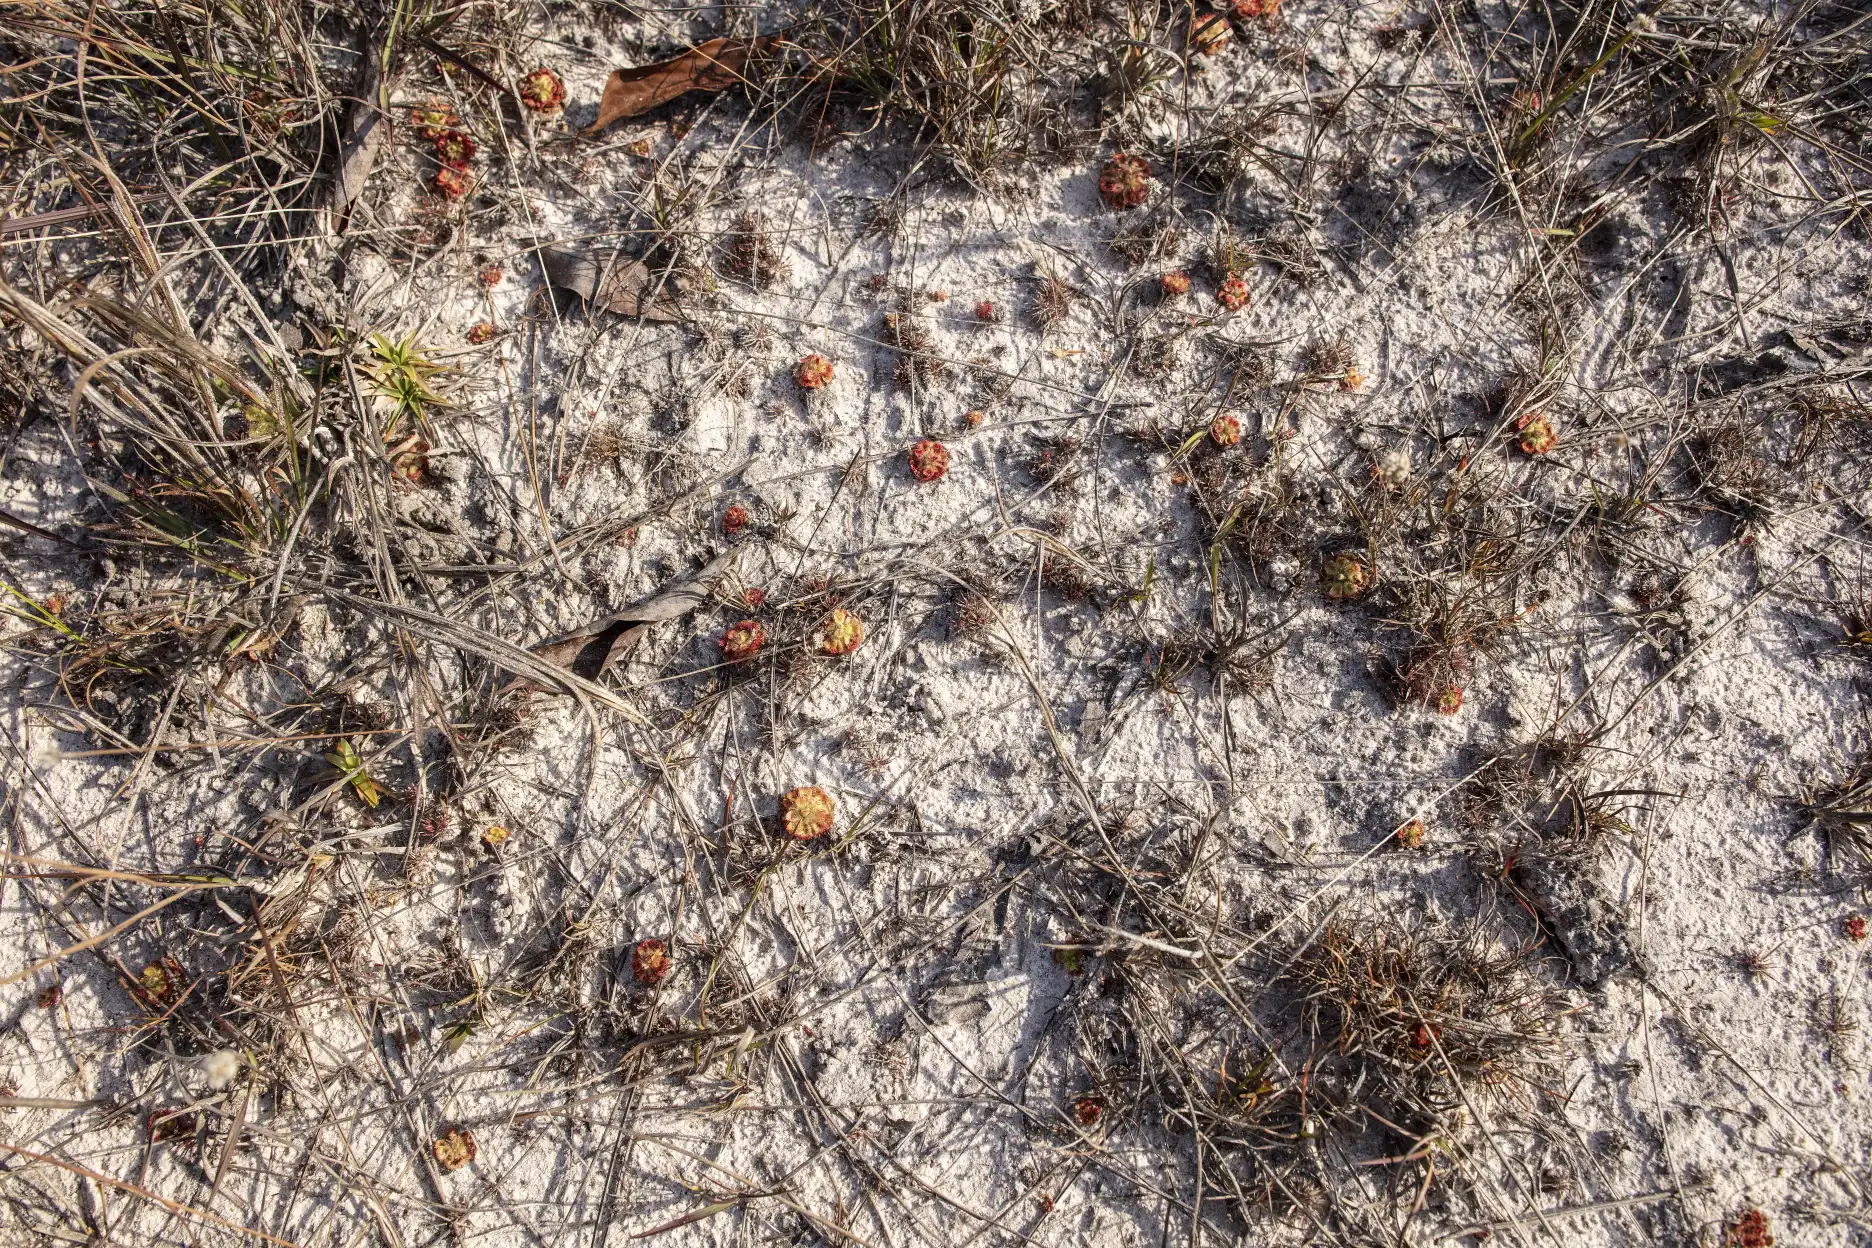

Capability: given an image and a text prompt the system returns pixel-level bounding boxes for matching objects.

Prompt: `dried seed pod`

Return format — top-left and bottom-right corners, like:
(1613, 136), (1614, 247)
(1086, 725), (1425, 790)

(719, 619), (766, 663)
(795, 353), (834, 389)
(1216, 275), (1251, 311)
(908, 439), (950, 482)
(1098, 153), (1151, 209)
(434, 130), (476, 170)
(434, 166), (473, 199)
(1209, 413), (1242, 446)
(1516, 412), (1557, 454)
(1320, 553), (1370, 600)
(1160, 270), (1191, 296)
(518, 67), (567, 114)
(820, 608), (865, 655)
(433, 1126), (476, 1172)
(632, 938), (672, 985)
(780, 785), (835, 841)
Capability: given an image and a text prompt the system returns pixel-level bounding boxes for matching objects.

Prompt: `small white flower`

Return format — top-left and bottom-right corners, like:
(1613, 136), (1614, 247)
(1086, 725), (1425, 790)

(202, 1049), (241, 1090)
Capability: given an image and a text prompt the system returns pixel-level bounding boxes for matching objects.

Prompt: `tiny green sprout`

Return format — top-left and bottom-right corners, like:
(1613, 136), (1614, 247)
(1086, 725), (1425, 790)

(324, 738), (382, 807)
(365, 334), (445, 432)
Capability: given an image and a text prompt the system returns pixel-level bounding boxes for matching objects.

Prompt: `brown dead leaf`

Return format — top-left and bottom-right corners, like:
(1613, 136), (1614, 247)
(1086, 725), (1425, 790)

(540, 247), (686, 321)
(584, 33), (784, 136)
(532, 548), (741, 681)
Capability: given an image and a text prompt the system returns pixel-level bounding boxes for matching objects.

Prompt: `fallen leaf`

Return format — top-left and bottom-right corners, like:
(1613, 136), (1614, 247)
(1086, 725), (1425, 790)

(540, 246), (685, 321)
(532, 548), (741, 681)
(584, 34), (783, 136)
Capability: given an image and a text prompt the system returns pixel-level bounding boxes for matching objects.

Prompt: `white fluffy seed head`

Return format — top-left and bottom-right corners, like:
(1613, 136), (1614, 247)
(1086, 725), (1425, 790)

(202, 1048), (241, 1090)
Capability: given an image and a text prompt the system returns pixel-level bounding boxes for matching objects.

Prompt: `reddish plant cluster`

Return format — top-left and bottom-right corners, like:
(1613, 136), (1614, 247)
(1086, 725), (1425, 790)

(1159, 270), (1191, 296)
(518, 66), (566, 114)
(1209, 413), (1242, 446)
(794, 353), (834, 389)
(1216, 274), (1251, 311)
(632, 938), (672, 985)
(908, 439), (950, 482)
(1098, 153), (1151, 209)
(720, 619), (766, 663)
(780, 785), (835, 841)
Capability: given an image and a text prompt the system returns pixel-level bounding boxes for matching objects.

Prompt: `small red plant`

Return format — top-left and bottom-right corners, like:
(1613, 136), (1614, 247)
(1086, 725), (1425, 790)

(632, 938), (672, 985)
(1209, 413), (1242, 446)
(723, 503), (749, 534)
(1726, 1208), (1773, 1248)
(146, 1107), (199, 1143)
(1845, 914), (1867, 941)
(1190, 10), (1232, 53)
(1320, 553), (1371, 600)
(1435, 685), (1464, 714)
(1098, 153), (1151, 209)
(1231, 0), (1280, 18)
(821, 608), (865, 655)
(795, 353), (834, 389)
(1408, 1021), (1439, 1049)
(1216, 275), (1251, 311)
(780, 785), (835, 841)
(719, 619), (766, 663)
(1516, 412), (1558, 454)
(480, 824), (511, 849)
(410, 99), (460, 139)
(743, 587), (767, 610)
(518, 66), (567, 114)
(467, 321), (496, 345)
(1396, 818), (1427, 849)
(479, 264), (503, 286)
(433, 1126), (476, 1172)
(964, 408), (986, 428)
(434, 166), (473, 199)
(434, 129), (475, 170)
(908, 439), (950, 482)
(1160, 270), (1191, 296)
(974, 300), (999, 323)
(1073, 1096), (1103, 1127)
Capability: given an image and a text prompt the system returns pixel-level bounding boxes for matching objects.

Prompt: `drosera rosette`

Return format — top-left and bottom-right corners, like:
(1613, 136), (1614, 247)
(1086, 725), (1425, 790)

(1216, 274), (1251, 312)
(517, 66), (566, 115)
(631, 938), (672, 985)
(480, 823), (511, 850)
(722, 503), (750, 535)
(794, 352), (835, 390)
(907, 438), (950, 482)
(1320, 552), (1372, 601)
(433, 1126), (476, 1173)
(1189, 9), (1232, 54)
(410, 99), (460, 139)
(1394, 817), (1427, 850)
(1516, 411), (1558, 455)
(1209, 413), (1242, 447)
(820, 607), (865, 656)
(433, 129), (475, 170)
(780, 785), (835, 841)
(1098, 153), (1151, 209)
(433, 166), (473, 199)
(1159, 269), (1191, 297)
(719, 618), (766, 664)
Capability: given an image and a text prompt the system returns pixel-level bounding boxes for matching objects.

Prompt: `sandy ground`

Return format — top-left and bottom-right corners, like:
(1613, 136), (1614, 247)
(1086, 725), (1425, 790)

(4, 1), (1872, 1245)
